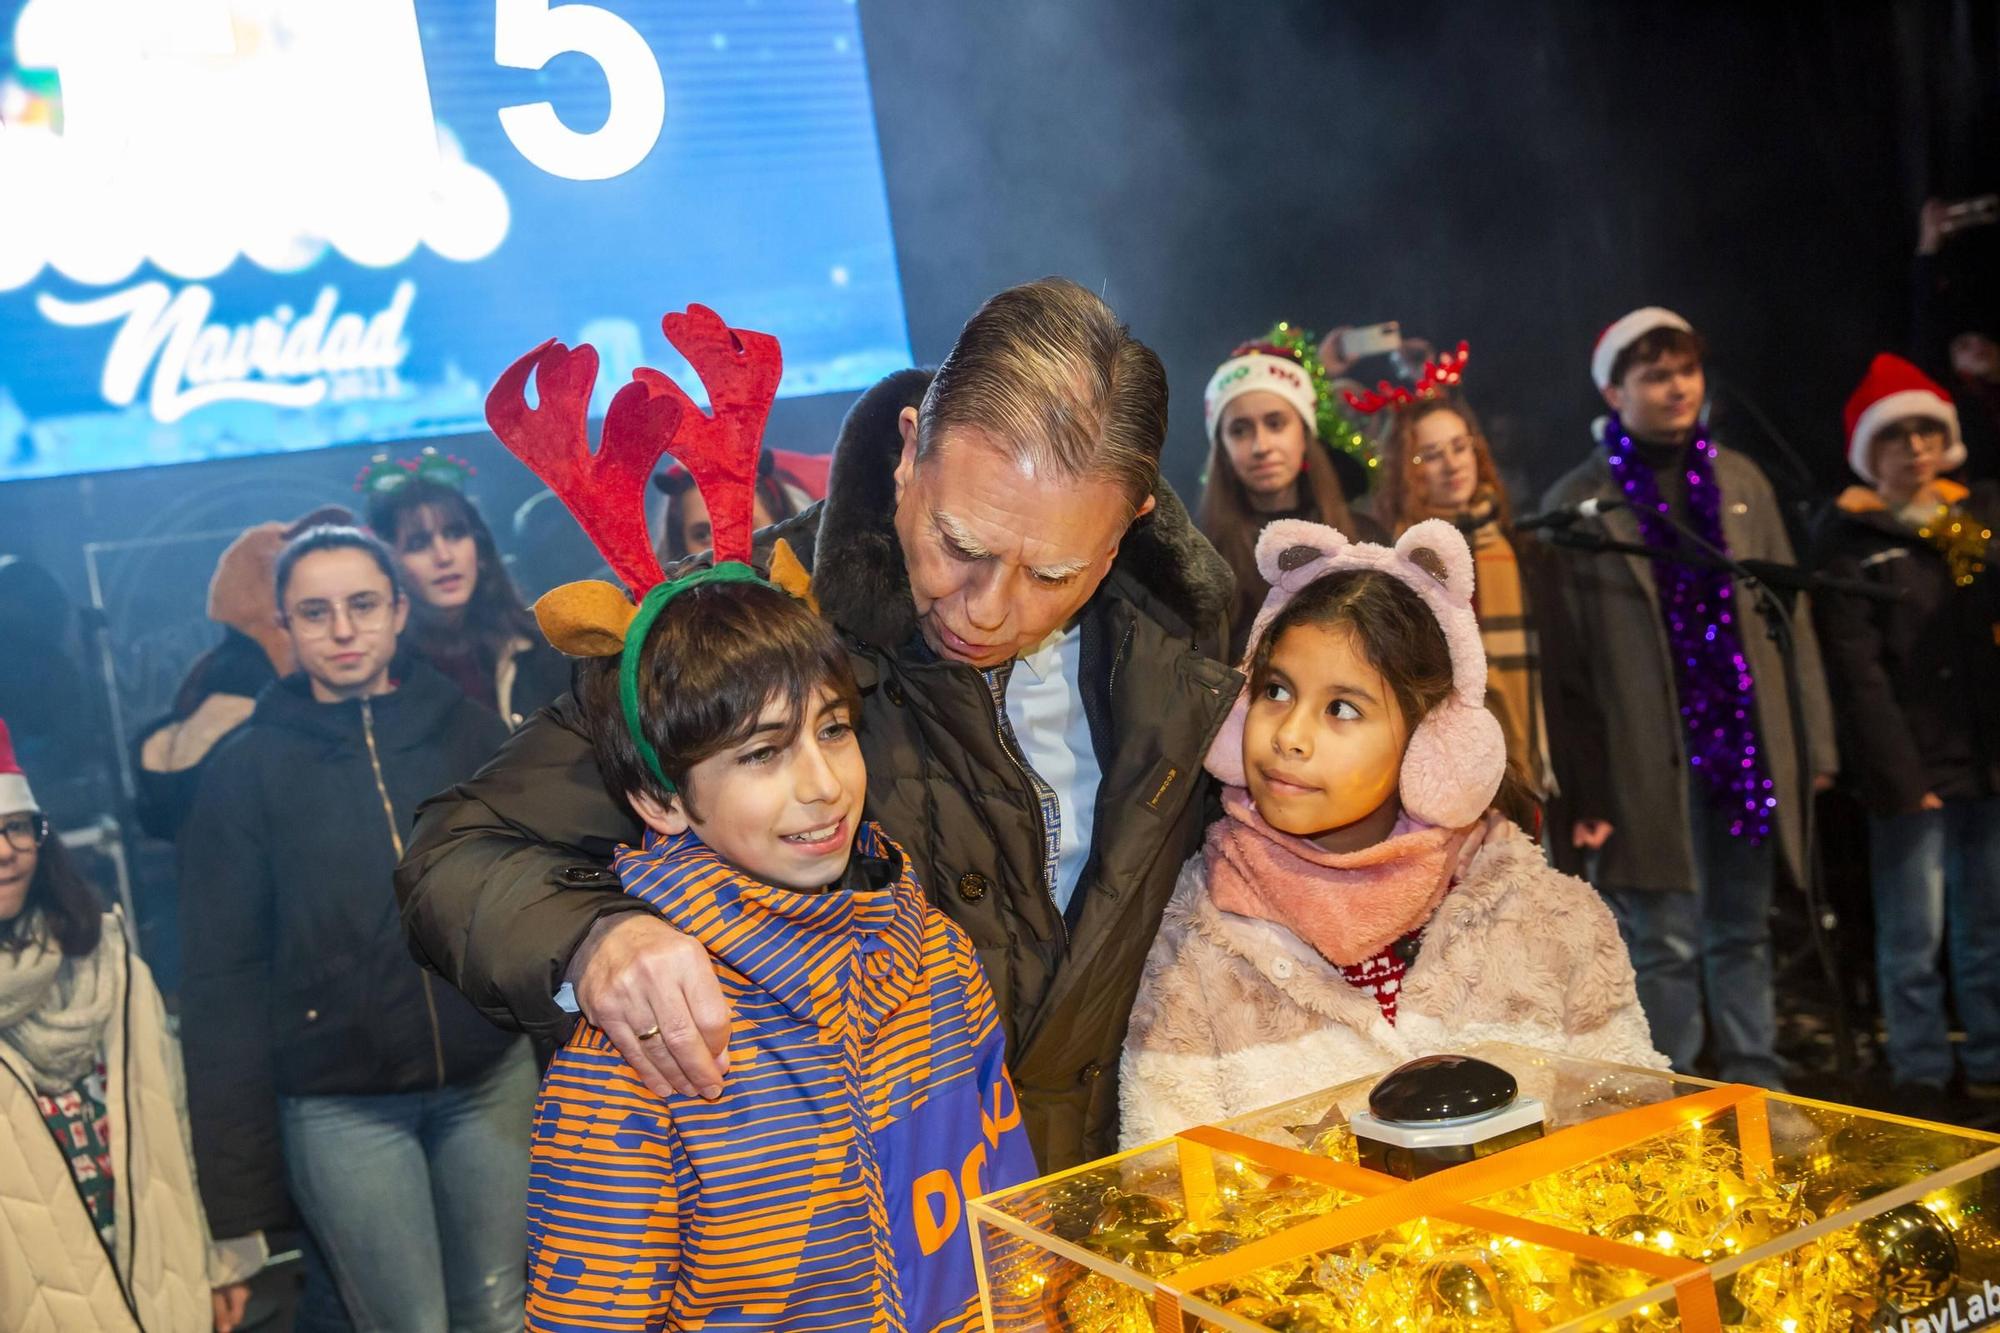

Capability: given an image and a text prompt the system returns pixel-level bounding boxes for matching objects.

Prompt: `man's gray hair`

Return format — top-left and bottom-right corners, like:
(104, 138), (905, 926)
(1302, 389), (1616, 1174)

(916, 277), (1167, 510)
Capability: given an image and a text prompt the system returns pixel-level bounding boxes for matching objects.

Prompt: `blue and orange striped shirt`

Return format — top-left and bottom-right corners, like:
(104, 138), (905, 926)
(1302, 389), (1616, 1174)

(525, 822), (1035, 1332)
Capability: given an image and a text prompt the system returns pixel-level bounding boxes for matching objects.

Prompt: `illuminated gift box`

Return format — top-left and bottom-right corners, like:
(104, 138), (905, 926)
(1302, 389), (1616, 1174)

(969, 1043), (2000, 1332)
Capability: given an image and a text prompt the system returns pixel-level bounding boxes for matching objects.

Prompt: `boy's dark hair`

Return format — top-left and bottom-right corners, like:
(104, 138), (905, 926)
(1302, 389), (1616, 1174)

(274, 525), (402, 606)
(1249, 568), (1540, 832)
(1608, 326), (1709, 387)
(578, 578), (862, 821)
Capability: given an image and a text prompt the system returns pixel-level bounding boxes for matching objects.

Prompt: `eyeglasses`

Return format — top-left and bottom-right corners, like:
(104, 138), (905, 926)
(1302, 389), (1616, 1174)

(1, 813), (49, 853)
(285, 591), (395, 639)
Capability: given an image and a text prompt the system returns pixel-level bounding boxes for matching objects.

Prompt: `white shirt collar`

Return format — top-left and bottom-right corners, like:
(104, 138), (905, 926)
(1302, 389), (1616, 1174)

(1010, 624), (1073, 685)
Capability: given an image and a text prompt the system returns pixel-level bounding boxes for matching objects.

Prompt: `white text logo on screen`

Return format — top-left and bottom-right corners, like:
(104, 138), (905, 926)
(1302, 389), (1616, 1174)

(36, 282), (415, 424)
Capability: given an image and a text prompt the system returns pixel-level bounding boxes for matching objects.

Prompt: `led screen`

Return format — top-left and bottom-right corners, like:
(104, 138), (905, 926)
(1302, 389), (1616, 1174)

(0, 0), (910, 480)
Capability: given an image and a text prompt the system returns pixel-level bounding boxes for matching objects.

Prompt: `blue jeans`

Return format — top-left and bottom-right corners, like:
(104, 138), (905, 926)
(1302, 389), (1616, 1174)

(1869, 798), (2000, 1087)
(1601, 781), (1783, 1088)
(280, 1039), (535, 1332)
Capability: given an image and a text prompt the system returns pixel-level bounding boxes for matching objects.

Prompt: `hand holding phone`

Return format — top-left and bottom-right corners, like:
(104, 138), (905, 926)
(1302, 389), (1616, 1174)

(1338, 321), (1402, 362)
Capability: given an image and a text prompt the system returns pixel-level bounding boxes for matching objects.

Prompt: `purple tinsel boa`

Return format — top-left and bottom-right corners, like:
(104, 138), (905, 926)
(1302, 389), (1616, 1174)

(1602, 415), (1775, 842)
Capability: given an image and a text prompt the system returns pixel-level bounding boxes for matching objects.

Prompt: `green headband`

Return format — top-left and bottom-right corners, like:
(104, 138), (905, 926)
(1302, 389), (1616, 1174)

(618, 561), (768, 793)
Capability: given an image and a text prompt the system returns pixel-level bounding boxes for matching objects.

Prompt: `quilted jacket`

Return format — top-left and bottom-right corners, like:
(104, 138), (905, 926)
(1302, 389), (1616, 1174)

(0, 918), (219, 1331)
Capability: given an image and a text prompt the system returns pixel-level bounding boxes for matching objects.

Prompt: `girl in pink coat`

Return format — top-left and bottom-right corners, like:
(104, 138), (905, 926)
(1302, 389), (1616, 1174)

(1119, 519), (1665, 1146)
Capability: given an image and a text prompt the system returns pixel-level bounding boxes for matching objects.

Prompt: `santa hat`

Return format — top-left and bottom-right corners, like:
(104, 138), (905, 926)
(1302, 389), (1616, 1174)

(1591, 306), (1694, 390)
(0, 719), (37, 815)
(1843, 353), (1964, 485)
(1204, 519), (1506, 829)
(1204, 350), (1321, 445)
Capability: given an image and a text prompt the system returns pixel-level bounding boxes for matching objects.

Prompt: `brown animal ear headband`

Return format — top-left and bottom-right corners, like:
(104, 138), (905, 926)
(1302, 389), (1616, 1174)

(484, 304), (815, 791)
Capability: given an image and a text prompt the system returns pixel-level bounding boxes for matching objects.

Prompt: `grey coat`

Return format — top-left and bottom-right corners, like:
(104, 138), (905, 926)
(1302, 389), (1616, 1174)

(1540, 439), (1837, 892)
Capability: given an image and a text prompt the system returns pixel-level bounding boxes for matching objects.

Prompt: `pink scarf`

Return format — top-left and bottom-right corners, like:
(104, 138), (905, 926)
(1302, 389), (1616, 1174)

(1204, 787), (1472, 966)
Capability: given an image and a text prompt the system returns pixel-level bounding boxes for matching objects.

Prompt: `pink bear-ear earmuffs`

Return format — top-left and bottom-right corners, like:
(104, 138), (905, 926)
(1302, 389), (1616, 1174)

(1202, 517), (1506, 829)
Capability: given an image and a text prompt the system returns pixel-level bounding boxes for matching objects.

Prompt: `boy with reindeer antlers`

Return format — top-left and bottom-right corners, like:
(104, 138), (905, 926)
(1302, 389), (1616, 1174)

(494, 307), (1035, 1332)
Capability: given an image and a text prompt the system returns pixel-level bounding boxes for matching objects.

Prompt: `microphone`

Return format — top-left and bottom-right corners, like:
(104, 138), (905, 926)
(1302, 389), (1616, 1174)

(1512, 496), (1627, 533)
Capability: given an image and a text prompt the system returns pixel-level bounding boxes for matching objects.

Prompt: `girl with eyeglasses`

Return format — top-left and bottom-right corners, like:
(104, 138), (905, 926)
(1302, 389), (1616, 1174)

(1368, 381), (1565, 817)
(176, 525), (533, 1332)
(0, 718), (257, 1330)
(1814, 355), (2000, 1110)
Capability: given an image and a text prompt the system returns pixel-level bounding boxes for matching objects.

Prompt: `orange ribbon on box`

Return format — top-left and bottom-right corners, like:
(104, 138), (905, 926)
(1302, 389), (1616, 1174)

(1149, 1083), (1772, 1332)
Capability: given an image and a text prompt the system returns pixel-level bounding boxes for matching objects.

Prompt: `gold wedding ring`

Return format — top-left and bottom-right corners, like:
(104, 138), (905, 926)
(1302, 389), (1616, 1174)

(636, 1024), (662, 1041)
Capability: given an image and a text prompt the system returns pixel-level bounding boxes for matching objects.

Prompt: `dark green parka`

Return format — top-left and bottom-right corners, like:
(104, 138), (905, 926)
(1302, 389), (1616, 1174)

(396, 370), (1239, 1168)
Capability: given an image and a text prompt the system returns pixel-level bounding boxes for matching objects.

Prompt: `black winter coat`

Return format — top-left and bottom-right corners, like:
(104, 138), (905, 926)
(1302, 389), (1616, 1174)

(396, 371), (1240, 1171)
(179, 660), (516, 1238)
(1811, 482), (2000, 815)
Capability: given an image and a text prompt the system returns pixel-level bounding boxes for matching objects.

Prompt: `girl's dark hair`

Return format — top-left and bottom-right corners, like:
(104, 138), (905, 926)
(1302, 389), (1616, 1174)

(368, 481), (537, 660)
(577, 578), (861, 821)
(1374, 394), (1514, 535)
(3, 834), (105, 958)
(656, 458), (801, 562)
(273, 525), (402, 605)
(1248, 568), (1539, 830)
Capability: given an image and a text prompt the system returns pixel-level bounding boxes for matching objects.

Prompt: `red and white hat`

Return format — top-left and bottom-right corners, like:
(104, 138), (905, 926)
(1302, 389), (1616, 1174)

(1843, 353), (1963, 485)
(1203, 350), (1320, 444)
(1591, 306), (1694, 390)
(0, 719), (37, 815)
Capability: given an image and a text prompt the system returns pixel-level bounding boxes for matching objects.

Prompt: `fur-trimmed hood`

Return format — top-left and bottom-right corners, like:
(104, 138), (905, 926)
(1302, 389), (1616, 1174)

(807, 370), (1234, 651)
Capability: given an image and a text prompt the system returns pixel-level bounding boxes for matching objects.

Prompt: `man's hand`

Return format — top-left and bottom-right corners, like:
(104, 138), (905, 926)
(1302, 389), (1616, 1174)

(1571, 819), (1614, 851)
(1921, 791), (1946, 812)
(568, 913), (732, 1100)
(211, 1283), (250, 1332)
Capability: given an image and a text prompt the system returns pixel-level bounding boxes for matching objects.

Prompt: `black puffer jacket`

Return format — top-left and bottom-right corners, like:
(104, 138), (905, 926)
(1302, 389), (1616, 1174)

(397, 370), (1240, 1170)
(179, 659), (515, 1238)
(1812, 481), (2000, 815)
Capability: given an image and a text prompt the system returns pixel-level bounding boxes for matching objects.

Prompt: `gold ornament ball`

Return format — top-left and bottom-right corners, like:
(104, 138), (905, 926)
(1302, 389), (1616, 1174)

(1856, 1203), (1960, 1311)
(1413, 1257), (1513, 1331)
(1601, 1213), (1681, 1256)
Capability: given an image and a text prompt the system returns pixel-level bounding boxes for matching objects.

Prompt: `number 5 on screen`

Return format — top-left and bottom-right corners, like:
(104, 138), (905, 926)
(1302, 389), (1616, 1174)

(495, 0), (666, 180)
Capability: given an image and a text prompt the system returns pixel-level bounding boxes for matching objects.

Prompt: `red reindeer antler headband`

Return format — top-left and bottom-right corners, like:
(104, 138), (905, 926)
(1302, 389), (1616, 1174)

(485, 304), (792, 791)
(1342, 341), (1471, 415)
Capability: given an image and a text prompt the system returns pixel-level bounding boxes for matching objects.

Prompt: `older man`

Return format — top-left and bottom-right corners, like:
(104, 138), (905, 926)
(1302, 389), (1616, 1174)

(396, 279), (1237, 1169)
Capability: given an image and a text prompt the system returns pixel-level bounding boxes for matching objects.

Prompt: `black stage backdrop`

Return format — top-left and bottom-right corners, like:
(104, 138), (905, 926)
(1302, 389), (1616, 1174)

(2, 0), (1995, 817)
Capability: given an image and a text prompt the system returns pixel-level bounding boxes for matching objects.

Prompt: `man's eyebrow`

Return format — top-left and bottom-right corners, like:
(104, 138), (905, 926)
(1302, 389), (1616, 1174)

(934, 510), (991, 558)
(1030, 555), (1091, 580)
(938, 507), (1089, 578)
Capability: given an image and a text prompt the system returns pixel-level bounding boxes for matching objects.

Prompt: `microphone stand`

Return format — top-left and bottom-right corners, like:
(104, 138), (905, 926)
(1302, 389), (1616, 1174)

(1544, 521), (1894, 1084)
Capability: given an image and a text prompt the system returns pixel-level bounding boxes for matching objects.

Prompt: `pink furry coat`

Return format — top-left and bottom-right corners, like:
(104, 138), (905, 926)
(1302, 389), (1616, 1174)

(1118, 818), (1667, 1147)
